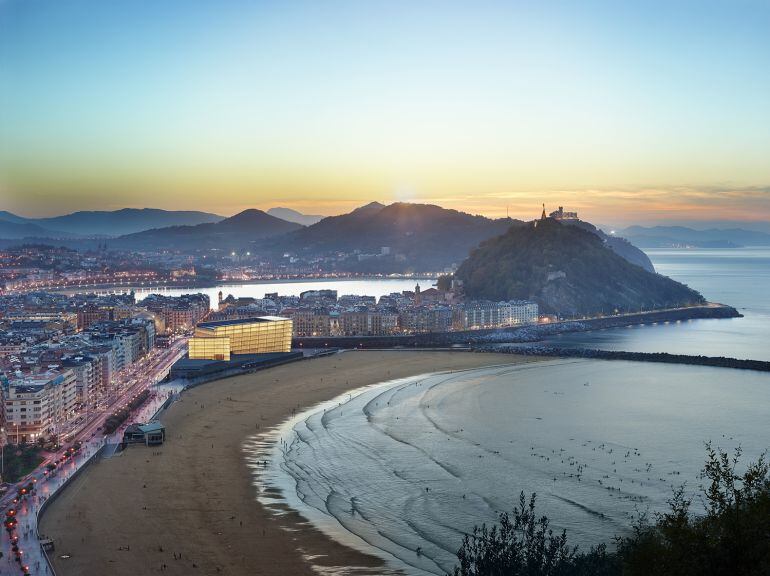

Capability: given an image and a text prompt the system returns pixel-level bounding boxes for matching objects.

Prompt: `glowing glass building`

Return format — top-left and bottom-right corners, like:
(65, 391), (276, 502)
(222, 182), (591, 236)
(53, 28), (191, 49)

(188, 316), (292, 361)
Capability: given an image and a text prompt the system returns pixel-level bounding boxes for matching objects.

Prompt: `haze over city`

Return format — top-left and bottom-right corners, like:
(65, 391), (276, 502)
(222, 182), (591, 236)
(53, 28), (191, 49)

(2, 0), (769, 225)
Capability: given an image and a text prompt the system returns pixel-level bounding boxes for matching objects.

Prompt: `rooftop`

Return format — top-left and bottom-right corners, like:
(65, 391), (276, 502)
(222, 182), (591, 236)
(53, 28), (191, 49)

(139, 421), (165, 434)
(197, 316), (289, 328)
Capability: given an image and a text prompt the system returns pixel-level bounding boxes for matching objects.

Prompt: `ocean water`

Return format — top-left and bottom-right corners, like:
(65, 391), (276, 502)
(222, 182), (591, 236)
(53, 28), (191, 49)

(244, 247), (770, 574)
(253, 360), (770, 575)
(540, 248), (770, 361)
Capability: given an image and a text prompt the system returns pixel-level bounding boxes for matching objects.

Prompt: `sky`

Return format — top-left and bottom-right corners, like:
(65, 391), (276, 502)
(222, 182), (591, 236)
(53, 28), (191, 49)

(1, 0), (769, 225)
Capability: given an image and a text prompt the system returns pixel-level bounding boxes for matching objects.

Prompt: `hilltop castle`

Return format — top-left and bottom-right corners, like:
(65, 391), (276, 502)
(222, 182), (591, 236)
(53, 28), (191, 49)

(549, 206), (578, 220)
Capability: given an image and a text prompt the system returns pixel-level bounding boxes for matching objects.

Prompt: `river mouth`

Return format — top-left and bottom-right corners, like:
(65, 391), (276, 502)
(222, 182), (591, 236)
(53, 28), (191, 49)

(248, 359), (770, 575)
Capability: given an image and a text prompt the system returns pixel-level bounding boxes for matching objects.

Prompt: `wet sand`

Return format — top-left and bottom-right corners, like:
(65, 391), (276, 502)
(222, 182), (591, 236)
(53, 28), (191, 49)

(40, 350), (537, 576)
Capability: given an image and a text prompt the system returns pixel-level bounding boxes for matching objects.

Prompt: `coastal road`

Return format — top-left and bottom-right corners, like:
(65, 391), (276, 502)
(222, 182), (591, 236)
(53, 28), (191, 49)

(0, 339), (188, 575)
(0, 387), (180, 576)
(3, 338), (188, 491)
(64, 338), (188, 443)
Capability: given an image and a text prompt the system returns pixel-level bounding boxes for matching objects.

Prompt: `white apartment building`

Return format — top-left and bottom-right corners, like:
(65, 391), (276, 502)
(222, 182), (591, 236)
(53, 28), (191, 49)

(61, 355), (100, 405)
(463, 300), (539, 329)
(4, 369), (78, 443)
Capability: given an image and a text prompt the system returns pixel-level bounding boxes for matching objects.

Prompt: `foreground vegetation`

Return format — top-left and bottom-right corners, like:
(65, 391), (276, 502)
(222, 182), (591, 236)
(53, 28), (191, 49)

(452, 445), (770, 576)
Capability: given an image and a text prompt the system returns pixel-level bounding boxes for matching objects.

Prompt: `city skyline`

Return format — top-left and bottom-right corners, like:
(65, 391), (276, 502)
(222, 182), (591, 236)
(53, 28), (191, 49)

(2, 0), (769, 224)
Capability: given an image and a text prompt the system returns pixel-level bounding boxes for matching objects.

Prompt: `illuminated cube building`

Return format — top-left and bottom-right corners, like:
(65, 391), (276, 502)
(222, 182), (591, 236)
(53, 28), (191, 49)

(188, 316), (292, 361)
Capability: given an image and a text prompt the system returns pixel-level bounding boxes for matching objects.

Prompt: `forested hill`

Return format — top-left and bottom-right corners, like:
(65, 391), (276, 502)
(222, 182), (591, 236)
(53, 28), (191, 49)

(269, 202), (521, 271)
(455, 218), (705, 316)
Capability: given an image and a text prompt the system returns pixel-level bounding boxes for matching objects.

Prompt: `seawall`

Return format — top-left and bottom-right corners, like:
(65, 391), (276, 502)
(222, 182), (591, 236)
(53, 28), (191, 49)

(478, 345), (770, 372)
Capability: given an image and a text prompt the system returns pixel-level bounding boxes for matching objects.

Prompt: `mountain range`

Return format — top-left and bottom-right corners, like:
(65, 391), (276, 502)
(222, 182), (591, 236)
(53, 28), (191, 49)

(117, 209), (302, 250)
(266, 207), (324, 226)
(4, 206), (769, 254)
(0, 219), (79, 240)
(617, 225), (770, 248)
(265, 202), (523, 271)
(2, 202), (672, 274)
(115, 202), (521, 271)
(0, 208), (224, 237)
(456, 218), (705, 316)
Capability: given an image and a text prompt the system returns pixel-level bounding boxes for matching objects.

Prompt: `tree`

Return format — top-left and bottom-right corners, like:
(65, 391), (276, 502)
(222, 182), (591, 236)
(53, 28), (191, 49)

(452, 492), (617, 576)
(437, 275), (453, 292)
(451, 447), (770, 576)
(618, 444), (770, 576)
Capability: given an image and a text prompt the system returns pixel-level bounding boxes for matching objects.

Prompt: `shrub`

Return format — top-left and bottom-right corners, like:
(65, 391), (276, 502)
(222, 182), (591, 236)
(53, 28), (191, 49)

(451, 446), (770, 576)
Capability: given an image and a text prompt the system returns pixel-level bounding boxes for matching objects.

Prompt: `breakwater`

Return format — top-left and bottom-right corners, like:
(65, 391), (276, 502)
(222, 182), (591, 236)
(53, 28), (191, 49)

(479, 344), (770, 372)
(293, 304), (741, 349)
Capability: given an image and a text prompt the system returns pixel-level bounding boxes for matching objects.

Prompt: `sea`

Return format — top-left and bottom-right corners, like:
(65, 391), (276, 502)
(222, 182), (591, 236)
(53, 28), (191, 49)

(247, 247), (770, 575)
(538, 248), (770, 361)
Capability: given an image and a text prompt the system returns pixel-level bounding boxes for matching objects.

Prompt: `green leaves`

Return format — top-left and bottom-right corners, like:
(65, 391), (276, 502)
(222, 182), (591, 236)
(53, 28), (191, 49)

(452, 447), (770, 576)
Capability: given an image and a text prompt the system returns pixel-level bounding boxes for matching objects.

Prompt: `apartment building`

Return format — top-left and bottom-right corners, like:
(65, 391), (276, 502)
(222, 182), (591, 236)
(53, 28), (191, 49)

(3, 369), (78, 442)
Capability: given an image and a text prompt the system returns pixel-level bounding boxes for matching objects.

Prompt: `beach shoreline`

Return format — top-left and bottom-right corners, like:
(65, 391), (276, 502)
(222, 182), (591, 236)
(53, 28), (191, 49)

(40, 350), (538, 576)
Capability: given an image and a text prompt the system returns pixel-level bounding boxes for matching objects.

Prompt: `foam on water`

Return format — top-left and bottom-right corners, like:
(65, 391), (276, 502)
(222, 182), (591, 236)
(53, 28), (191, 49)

(249, 359), (770, 575)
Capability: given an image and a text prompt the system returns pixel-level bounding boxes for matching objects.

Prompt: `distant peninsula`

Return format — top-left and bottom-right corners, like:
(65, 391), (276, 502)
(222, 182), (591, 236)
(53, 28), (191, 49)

(455, 217), (706, 316)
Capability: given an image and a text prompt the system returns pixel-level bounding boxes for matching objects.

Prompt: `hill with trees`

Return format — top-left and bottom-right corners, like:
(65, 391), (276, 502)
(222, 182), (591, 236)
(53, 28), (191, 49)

(455, 218), (705, 316)
(565, 219), (655, 272)
(269, 202), (522, 272)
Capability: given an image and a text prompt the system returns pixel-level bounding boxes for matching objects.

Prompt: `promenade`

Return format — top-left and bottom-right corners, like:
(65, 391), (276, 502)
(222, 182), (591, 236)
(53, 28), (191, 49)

(292, 303), (741, 349)
(0, 344), (187, 576)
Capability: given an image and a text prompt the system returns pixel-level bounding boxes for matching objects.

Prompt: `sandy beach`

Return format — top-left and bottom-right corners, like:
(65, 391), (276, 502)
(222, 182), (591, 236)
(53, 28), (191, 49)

(40, 350), (537, 576)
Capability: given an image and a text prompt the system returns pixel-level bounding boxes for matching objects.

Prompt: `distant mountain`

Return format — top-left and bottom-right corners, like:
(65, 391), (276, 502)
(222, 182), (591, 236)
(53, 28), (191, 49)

(455, 218), (705, 316)
(0, 211), (32, 225)
(619, 225), (770, 248)
(267, 207), (324, 226)
(270, 202), (522, 271)
(37, 208), (224, 236)
(615, 220), (770, 234)
(0, 220), (77, 240)
(0, 208), (224, 237)
(118, 209), (302, 250)
(348, 201), (387, 216)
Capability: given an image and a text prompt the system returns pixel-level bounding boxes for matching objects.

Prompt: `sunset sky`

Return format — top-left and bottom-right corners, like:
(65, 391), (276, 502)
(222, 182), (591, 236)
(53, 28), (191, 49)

(1, 0), (769, 225)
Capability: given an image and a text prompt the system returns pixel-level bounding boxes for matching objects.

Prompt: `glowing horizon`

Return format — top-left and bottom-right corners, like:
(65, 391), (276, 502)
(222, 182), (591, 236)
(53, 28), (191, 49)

(1, 1), (769, 225)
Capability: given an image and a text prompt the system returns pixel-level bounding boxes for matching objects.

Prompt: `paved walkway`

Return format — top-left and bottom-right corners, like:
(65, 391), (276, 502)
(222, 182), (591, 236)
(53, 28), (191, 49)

(0, 381), (184, 576)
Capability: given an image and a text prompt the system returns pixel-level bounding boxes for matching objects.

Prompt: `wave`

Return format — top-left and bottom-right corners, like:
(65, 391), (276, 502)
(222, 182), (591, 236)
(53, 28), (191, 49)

(248, 360), (770, 576)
